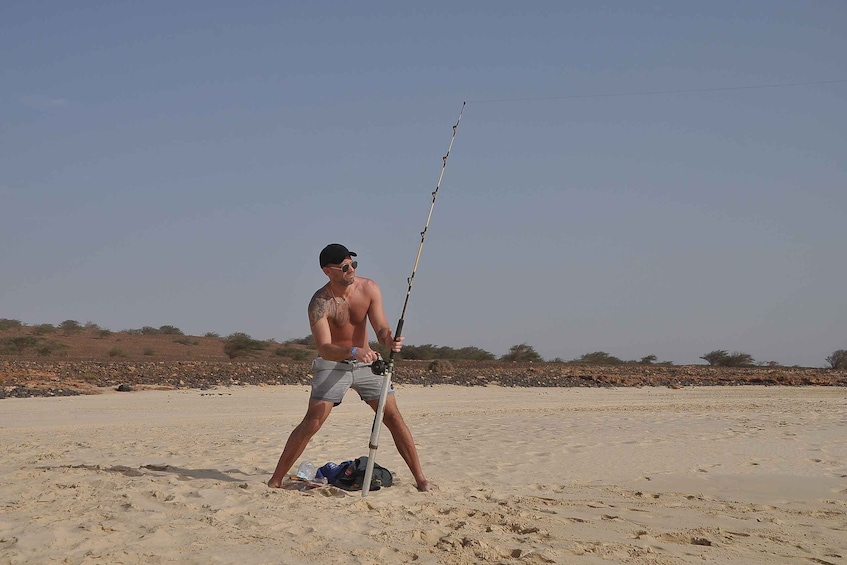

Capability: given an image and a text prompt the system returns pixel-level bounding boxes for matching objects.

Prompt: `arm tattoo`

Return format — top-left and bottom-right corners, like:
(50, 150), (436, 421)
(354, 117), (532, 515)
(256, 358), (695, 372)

(308, 293), (329, 327)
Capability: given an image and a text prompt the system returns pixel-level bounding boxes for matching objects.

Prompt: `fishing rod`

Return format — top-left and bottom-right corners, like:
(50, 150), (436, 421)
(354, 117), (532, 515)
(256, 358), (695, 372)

(362, 102), (466, 496)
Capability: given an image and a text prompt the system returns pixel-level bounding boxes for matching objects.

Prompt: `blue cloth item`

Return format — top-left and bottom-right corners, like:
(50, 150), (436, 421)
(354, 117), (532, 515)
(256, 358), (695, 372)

(317, 461), (349, 482)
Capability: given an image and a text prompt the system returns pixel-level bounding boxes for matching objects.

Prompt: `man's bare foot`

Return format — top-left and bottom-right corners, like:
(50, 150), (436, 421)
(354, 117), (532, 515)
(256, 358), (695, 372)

(416, 480), (437, 492)
(267, 479), (283, 488)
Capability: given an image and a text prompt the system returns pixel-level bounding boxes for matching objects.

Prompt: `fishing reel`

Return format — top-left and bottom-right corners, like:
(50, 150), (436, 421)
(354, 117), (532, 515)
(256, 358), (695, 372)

(371, 356), (388, 376)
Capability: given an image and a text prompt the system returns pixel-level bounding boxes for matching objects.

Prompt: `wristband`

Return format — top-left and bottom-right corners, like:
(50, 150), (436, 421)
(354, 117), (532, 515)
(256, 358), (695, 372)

(351, 347), (357, 357)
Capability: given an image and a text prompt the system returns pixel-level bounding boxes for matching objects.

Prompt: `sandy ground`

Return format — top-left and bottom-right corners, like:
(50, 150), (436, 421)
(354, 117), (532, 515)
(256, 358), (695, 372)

(1, 384), (845, 564)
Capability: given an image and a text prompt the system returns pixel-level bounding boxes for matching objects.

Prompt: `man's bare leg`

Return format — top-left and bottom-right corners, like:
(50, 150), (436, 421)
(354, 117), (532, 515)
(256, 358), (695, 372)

(368, 396), (435, 492)
(268, 399), (333, 488)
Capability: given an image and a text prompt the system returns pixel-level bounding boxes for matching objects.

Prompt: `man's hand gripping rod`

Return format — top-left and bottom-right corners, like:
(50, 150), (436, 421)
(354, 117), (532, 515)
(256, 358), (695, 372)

(362, 102), (465, 496)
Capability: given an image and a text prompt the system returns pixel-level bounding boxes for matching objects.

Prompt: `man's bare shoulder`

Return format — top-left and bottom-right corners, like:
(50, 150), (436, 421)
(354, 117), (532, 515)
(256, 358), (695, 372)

(353, 277), (382, 298)
(308, 286), (332, 326)
(356, 276), (378, 289)
(309, 285), (333, 304)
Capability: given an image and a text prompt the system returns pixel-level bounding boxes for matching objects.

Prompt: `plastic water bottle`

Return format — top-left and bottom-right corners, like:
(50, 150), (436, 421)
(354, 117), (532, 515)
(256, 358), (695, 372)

(295, 461), (317, 481)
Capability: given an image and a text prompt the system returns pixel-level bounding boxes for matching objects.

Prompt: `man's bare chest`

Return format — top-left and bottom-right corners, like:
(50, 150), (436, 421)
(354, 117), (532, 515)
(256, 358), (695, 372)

(328, 300), (368, 328)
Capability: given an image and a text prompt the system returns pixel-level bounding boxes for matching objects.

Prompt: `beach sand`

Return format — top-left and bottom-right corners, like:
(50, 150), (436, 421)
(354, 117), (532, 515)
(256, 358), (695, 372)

(1, 385), (845, 564)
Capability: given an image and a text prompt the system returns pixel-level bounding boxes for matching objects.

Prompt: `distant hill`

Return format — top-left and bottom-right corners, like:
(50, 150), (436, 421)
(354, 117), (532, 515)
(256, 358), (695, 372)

(0, 323), (314, 362)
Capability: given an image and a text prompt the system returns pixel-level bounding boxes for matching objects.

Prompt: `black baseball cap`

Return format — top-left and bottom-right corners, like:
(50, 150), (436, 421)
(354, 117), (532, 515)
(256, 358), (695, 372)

(319, 243), (357, 267)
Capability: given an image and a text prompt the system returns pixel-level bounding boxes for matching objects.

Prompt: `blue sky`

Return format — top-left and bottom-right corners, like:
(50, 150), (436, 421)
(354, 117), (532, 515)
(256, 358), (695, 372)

(2, 1), (845, 367)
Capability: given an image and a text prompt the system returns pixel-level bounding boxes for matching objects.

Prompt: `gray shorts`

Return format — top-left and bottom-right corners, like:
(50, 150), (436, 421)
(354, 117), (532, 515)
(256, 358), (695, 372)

(310, 357), (394, 406)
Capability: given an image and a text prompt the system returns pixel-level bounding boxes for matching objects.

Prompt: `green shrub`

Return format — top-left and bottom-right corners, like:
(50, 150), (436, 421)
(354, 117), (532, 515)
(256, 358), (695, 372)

(285, 335), (316, 347)
(826, 349), (847, 370)
(204, 332), (220, 338)
(0, 336), (38, 354)
(223, 333), (267, 359)
(574, 351), (624, 365)
(173, 337), (196, 346)
(108, 347), (127, 358)
(0, 319), (23, 331)
(396, 343), (495, 360)
(274, 346), (311, 361)
(500, 343), (544, 362)
(700, 350), (755, 367)
(32, 324), (56, 335)
(159, 325), (183, 335)
(36, 341), (68, 356)
(143, 347), (155, 356)
(59, 320), (83, 334)
(455, 346), (496, 361)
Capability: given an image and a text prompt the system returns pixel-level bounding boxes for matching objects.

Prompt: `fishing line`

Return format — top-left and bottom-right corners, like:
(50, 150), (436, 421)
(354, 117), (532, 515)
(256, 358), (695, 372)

(467, 78), (847, 104)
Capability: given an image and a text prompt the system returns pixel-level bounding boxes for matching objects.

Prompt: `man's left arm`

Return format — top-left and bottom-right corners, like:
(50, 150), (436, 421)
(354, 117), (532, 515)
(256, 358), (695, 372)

(367, 279), (404, 352)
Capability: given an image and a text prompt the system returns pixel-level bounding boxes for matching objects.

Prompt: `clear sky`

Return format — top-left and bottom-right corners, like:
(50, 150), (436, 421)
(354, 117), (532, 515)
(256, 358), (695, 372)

(2, 1), (845, 367)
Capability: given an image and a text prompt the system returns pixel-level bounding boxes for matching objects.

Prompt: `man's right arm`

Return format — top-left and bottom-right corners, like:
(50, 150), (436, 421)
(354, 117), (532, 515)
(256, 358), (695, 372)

(308, 294), (353, 361)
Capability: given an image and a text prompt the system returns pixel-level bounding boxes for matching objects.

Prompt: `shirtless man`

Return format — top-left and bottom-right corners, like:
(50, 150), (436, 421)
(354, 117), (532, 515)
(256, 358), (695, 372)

(268, 243), (433, 491)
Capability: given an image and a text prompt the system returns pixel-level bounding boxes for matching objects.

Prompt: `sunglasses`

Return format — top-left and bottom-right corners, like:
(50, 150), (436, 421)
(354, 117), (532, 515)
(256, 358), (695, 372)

(327, 261), (358, 273)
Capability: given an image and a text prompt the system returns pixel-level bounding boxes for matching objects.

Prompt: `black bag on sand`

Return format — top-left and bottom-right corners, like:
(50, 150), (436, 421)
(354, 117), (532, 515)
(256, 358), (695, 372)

(332, 456), (393, 491)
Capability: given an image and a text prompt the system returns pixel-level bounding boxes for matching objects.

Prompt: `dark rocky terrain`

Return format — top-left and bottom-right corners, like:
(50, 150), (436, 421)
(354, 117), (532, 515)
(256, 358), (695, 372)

(2, 358), (845, 399)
